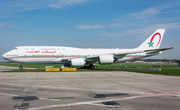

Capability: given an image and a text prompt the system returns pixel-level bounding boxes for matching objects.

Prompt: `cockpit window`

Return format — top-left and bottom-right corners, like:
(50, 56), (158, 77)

(14, 48), (18, 50)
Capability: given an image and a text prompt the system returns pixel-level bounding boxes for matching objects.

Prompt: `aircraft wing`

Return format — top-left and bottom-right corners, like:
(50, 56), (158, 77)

(85, 47), (174, 63)
(85, 50), (145, 63)
(86, 55), (99, 62)
(114, 50), (144, 56)
(144, 47), (174, 53)
(61, 59), (70, 62)
(86, 55), (99, 59)
(114, 47), (174, 56)
(61, 47), (174, 64)
(86, 50), (145, 59)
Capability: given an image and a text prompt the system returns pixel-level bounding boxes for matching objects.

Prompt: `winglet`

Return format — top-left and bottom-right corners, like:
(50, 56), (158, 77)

(137, 29), (165, 49)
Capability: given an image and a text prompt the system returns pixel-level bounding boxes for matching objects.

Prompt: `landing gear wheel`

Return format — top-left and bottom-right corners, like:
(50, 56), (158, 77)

(89, 64), (97, 69)
(81, 65), (97, 69)
(19, 65), (23, 70)
(92, 65), (97, 69)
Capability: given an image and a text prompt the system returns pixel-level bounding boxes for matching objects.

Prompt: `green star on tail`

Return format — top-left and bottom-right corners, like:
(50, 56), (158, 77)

(148, 41), (154, 47)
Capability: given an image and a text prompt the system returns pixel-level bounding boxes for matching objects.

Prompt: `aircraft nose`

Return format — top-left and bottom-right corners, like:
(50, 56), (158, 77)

(2, 53), (7, 60)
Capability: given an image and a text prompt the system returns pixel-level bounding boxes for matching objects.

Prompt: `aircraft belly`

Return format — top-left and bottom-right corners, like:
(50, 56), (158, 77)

(8, 58), (27, 63)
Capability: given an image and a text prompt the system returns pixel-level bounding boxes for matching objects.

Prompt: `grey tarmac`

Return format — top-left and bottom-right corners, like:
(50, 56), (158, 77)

(0, 66), (180, 110)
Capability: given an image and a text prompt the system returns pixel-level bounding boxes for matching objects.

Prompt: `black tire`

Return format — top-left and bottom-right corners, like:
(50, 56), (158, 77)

(19, 66), (23, 70)
(93, 66), (97, 69)
(92, 66), (97, 69)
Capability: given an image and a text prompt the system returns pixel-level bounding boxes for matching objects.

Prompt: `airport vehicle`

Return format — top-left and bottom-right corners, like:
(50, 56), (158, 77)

(2, 29), (173, 70)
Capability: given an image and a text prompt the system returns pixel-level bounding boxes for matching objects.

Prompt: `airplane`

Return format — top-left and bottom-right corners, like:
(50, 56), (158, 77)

(2, 29), (174, 70)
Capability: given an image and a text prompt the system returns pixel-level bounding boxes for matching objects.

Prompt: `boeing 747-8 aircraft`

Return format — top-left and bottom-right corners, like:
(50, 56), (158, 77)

(2, 29), (173, 69)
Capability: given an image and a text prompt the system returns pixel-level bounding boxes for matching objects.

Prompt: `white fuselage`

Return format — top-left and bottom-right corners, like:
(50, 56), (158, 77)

(2, 29), (172, 68)
(2, 46), (159, 64)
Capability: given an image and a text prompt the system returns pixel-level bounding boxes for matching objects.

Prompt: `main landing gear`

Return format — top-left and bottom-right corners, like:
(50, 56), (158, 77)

(81, 64), (97, 69)
(19, 64), (23, 70)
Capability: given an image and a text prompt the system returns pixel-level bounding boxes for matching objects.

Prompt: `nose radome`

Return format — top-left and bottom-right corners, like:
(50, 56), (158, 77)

(2, 53), (7, 60)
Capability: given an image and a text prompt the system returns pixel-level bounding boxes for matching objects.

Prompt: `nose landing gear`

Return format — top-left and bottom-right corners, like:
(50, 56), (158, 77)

(19, 64), (23, 70)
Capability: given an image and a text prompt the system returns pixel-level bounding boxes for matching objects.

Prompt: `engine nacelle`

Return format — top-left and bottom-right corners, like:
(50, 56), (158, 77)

(98, 55), (114, 64)
(70, 58), (85, 67)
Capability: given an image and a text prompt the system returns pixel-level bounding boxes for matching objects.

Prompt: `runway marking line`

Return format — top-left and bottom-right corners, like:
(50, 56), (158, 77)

(0, 93), (17, 97)
(39, 98), (60, 101)
(87, 103), (116, 108)
(19, 90), (180, 110)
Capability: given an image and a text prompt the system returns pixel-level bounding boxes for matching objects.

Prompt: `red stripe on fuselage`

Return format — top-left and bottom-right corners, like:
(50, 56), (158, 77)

(9, 56), (81, 59)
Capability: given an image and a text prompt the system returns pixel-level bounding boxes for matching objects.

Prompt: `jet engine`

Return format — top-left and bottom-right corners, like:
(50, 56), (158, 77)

(70, 58), (86, 67)
(98, 55), (114, 64)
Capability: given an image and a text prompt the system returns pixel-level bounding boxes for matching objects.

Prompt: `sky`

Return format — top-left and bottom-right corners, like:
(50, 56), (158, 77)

(0, 0), (180, 61)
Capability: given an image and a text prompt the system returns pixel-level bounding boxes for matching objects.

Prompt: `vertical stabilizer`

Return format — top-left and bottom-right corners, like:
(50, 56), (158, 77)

(137, 29), (165, 49)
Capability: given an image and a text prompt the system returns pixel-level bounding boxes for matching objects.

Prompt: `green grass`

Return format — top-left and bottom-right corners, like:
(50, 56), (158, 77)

(3, 69), (46, 72)
(99, 63), (177, 68)
(0, 63), (180, 76)
(121, 68), (180, 76)
(0, 63), (177, 69)
(0, 63), (64, 68)
(3, 68), (180, 76)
